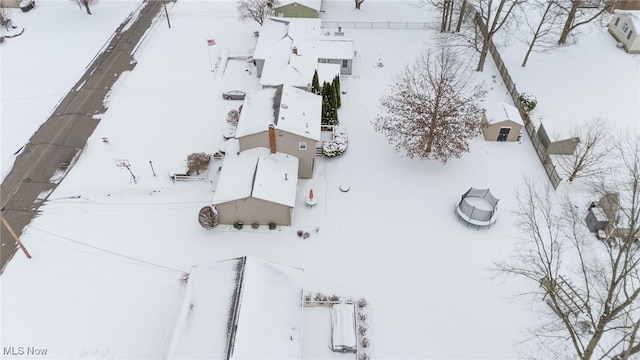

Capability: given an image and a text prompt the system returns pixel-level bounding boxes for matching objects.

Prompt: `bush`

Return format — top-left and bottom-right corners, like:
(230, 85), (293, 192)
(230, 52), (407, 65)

(268, 222), (277, 230)
(198, 206), (219, 229)
(518, 93), (537, 112)
(359, 354), (370, 360)
(302, 232), (310, 239)
(187, 152), (211, 175)
(251, 223), (259, 229)
(234, 221), (244, 230)
(227, 108), (240, 127)
(323, 126), (348, 157)
(358, 324), (368, 336)
(297, 230), (304, 237)
(357, 297), (368, 308)
(361, 337), (370, 348)
(329, 294), (339, 302)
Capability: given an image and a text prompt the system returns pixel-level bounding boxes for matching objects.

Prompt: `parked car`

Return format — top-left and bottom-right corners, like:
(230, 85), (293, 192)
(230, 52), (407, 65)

(222, 90), (246, 100)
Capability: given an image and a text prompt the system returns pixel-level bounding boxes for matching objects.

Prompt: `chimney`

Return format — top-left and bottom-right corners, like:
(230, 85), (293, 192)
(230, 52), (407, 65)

(268, 124), (276, 154)
(292, 46), (298, 55)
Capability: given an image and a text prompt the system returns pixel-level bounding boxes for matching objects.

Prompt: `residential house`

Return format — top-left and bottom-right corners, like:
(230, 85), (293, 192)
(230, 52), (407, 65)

(274, 0), (322, 18)
(253, 17), (354, 89)
(608, 10), (640, 53)
(607, 0), (640, 11)
(235, 85), (322, 179)
(212, 140), (299, 226)
(481, 102), (524, 142)
(166, 256), (305, 360)
(0, 0), (20, 8)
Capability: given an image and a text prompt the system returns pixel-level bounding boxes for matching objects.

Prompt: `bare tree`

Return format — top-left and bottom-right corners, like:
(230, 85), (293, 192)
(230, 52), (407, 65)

(198, 206), (219, 229)
(557, 0), (614, 45)
(520, 0), (564, 67)
(237, 0), (279, 26)
(474, 0), (525, 71)
(226, 108), (240, 128)
(557, 118), (612, 183)
(413, 0), (456, 32)
(495, 134), (640, 360)
(73, 0), (98, 15)
(372, 47), (486, 164)
(355, 0), (365, 9)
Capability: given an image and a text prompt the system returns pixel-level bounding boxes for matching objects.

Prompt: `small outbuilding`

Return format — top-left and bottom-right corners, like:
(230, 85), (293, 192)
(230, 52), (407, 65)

(481, 102), (524, 142)
(608, 10), (640, 53)
(585, 206), (609, 232)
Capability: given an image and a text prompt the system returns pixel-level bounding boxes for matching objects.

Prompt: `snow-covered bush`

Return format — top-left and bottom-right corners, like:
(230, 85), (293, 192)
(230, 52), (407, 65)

(251, 223), (259, 229)
(198, 206), (219, 229)
(518, 93), (537, 113)
(268, 222), (277, 230)
(361, 337), (370, 348)
(357, 297), (368, 308)
(323, 126), (348, 157)
(233, 221), (243, 230)
(187, 152), (211, 175)
(226, 108), (240, 127)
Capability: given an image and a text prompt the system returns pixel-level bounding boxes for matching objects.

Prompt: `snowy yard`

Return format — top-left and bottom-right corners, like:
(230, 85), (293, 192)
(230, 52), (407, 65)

(1, 0), (638, 359)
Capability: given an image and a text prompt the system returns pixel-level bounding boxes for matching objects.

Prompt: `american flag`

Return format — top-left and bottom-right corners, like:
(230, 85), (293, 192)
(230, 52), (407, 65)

(207, 39), (216, 46)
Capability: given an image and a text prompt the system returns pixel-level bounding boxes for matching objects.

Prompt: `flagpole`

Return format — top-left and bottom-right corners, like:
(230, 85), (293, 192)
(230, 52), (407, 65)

(207, 44), (214, 72)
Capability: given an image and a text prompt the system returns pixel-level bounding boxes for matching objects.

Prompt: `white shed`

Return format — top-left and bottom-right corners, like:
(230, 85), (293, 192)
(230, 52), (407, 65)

(609, 10), (640, 53)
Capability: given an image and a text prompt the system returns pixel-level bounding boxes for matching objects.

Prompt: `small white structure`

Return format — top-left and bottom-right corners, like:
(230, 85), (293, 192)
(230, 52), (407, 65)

(330, 303), (356, 353)
(609, 10), (640, 53)
(166, 257), (305, 360)
(481, 102), (524, 142)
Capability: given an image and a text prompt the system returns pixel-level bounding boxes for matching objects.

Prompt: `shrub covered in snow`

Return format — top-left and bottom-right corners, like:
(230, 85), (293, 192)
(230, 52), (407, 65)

(518, 93), (537, 113)
(323, 126), (348, 157)
(234, 221), (243, 230)
(226, 108), (240, 127)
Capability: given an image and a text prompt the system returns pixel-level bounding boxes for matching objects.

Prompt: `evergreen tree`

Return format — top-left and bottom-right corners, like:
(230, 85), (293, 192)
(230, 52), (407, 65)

(327, 82), (339, 125)
(332, 75), (341, 108)
(311, 70), (321, 94)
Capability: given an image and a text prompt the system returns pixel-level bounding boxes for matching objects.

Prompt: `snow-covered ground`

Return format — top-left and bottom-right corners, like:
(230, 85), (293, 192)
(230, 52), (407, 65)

(1, 1), (638, 359)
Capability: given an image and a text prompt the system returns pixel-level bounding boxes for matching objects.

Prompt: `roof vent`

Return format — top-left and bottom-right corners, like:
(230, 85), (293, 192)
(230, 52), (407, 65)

(281, 104), (288, 109)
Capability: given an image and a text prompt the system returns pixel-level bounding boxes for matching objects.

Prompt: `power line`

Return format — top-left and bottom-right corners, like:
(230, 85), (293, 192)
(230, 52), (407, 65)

(27, 226), (187, 274)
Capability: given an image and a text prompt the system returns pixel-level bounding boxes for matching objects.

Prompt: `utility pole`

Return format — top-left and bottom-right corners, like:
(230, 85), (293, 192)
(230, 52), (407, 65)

(0, 214), (32, 259)
(162, 0), (171, 29)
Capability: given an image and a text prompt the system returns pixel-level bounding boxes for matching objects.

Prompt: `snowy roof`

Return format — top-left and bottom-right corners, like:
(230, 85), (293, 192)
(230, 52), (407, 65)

(254, 18), (322, 59)
(614, 10), (640, 30)
(212, 140), (299, 207)
(316, 63), (341, 84)
(298, 38), (354, 60)
(590, 207), (609, 222)
(275, 0), (323, 11)
(531, 113), (575, 140)
(166, 257), (305, 360)
(484, 102), (524, 126)
(260, 50), (318, 88)
(235, 85), (321, 141)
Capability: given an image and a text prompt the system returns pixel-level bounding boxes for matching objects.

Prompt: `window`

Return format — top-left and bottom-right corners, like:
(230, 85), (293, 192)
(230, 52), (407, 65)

(342, 59), (348, 68)
(621, 22), (629, 33)
(318, 58), (327, 63)
(628, 30), (634, 40)
(299, 141), (307, 150)
(615, 17), (620, 26)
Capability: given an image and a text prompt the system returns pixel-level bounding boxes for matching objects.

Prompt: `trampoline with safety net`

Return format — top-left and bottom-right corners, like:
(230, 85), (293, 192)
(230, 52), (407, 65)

(455, 187), (499, 229)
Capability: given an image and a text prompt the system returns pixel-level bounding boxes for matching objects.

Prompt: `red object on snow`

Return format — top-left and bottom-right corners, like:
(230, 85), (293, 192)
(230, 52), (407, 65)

(309, 189), (314, 200)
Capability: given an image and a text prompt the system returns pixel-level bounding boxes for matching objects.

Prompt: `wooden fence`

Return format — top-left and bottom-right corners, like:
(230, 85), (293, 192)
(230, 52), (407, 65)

(472, 11), (562, 189)
(321, 21), (429, 30)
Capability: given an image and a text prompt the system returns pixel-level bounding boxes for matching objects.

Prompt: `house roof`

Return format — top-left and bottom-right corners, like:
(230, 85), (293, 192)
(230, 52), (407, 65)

(275, 0), (323, 11)
(484, 102), (524, 126)
(254, 18), (353, 88)
(212, 140), (299, 207)
(298, 38), (354, 60)
(166, 257), (305, 360)
(316, 62), (341, 84)
(235, 85), (322, 141)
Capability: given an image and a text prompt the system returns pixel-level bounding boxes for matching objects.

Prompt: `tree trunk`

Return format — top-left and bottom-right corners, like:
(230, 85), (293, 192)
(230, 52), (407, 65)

(558, 1), (578, 44)
(447, 0), (455, 32)
(456, 0), (467, 32)
(355, 0), (364, 10)
(476, 39), (489, 72)
(82, 0), (92, 15)
(440, 0), (449, 32)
